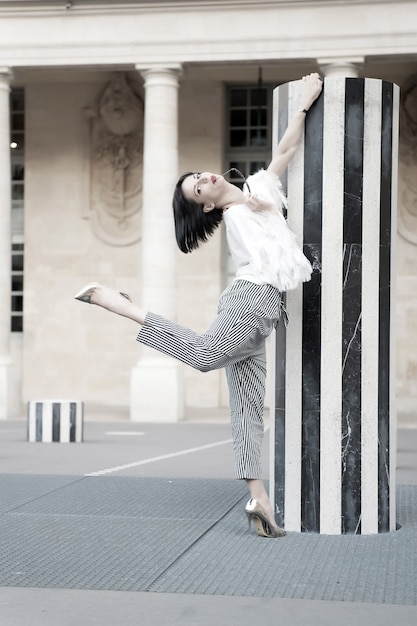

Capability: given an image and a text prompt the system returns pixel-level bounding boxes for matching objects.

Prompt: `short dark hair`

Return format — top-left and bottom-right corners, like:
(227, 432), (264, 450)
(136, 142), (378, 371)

(172, 172), (224, 253)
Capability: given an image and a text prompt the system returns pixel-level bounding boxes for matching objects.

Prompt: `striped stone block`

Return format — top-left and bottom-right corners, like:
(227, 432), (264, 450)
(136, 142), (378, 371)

(271, 78), (399, 534)
(27, 400), (83, 443)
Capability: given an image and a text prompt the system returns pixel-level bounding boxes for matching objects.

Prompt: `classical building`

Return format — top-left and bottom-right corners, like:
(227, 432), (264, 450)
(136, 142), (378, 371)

(0, 0), (416, 423)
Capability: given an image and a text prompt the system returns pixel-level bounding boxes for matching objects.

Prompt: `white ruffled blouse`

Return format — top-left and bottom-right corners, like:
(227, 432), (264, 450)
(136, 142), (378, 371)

(222, 169), (312, 292)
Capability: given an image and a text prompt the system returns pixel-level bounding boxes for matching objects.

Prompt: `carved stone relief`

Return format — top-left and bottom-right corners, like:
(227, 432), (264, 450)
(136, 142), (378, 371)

(399, 75), (417, 245)
(84, 73), (144, 245)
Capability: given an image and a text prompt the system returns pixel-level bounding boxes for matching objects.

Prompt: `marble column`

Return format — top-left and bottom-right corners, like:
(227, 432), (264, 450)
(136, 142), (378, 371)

(0, 69), (12, 420)
(271, 78), (399, 534)
(130, 65), (184, 422)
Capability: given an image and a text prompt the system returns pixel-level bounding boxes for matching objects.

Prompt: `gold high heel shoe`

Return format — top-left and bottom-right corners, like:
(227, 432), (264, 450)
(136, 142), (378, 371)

(245, 498), (286, 538)
(74, 283), (132, 304)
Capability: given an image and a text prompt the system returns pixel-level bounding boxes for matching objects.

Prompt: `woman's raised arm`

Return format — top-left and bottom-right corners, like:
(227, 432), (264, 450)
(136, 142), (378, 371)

(267, 73), (323, 178)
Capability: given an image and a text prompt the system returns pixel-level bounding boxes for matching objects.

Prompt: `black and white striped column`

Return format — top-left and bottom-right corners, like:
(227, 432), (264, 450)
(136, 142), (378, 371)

(28, 400), (83, 443)
(271, 78), (399, 534)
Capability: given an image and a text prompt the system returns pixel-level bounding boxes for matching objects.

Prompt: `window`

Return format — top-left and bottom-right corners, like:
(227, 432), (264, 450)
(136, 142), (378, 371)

(225, 84), (272, 185)
(224, 84), (272, 282)
(11, 243), (24, 332)
(10, 88), (24, 333)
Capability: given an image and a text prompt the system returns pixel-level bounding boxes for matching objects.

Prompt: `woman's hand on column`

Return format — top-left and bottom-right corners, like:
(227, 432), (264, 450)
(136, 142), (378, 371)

(267, 72), (323, 178)
(300, 72), (323, 112)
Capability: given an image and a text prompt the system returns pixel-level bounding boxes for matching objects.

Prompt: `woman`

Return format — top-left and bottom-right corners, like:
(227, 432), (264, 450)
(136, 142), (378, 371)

(75, 73), (323, 538)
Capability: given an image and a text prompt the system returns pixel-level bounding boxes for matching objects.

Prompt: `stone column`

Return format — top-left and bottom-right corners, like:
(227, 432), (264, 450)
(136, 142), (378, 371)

(318, 56), (364, 78)
(271, 77), (399, 534)
(130, 65), (184, 422)
(0, 69), (12, 420)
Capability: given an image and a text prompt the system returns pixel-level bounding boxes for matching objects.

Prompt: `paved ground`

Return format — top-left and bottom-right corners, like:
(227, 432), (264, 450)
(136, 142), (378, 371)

(0, 418), (416, 625)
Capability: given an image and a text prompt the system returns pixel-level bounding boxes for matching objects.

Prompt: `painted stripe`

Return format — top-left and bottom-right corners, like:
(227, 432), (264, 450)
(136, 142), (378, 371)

(69, 402), (76, 442)
(268, 329), (277, 514)
(343, 78), (365, 244)
(85, 437), (235, 477)
(52, 403), (61, 442)
(389, 84), (400, 532)
(60, 402), (71, 443)
(274, 80), (289, 195)
(378, 81), (394, 532)
(272, 324), (286, 527)
(270, 81), (287, 524)
(341, 78), (365, 534)
(35, 402), (43, 442)
(105, 431), (145, 436)
(319, 77), (345, 535)
(282, 79), (305, 531)
(361, 78), (382, 534)
(42, 402), (53, 443)
(301, 85), (324, 532)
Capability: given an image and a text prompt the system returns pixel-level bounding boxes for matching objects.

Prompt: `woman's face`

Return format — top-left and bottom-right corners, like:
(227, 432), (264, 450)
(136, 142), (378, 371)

(181, 172), (227, 211)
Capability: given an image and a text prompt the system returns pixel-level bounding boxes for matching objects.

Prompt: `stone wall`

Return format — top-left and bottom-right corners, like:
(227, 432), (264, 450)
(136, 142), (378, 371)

(22, 74), (142, 410)
(20, 72), (230, 417)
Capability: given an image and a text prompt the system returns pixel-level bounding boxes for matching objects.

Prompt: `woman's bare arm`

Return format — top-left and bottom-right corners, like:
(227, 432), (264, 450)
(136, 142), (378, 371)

(267, 73), (323, 178)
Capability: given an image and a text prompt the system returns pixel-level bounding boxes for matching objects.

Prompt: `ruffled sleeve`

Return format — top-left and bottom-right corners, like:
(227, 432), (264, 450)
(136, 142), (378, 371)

(224, 169), (312, 291)
(245, 169), (288, 212)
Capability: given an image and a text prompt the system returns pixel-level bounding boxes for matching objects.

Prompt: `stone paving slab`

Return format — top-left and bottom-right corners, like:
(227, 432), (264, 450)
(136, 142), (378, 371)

(0, 513), (214, 590)
(4, 475), (243, 520)
(1, 588), (416, 626)
(0, 475), (81, 514)
(150, 488), (417, 604)
(0, 475), (416, 604)
(0, 476), (247, 591)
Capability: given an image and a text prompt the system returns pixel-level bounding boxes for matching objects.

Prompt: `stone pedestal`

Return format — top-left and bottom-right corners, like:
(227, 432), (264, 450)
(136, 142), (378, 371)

(130, 65), (184, 422)
(28, 400), (83, 443)
(271, 78), (399, 534)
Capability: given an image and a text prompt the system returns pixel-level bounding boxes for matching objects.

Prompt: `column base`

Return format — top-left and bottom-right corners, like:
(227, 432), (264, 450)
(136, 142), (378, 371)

(130, 357), (184, 422)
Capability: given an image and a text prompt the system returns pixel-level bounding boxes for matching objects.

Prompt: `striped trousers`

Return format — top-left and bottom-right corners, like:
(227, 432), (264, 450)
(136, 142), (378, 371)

(137, 280), (285, 479)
